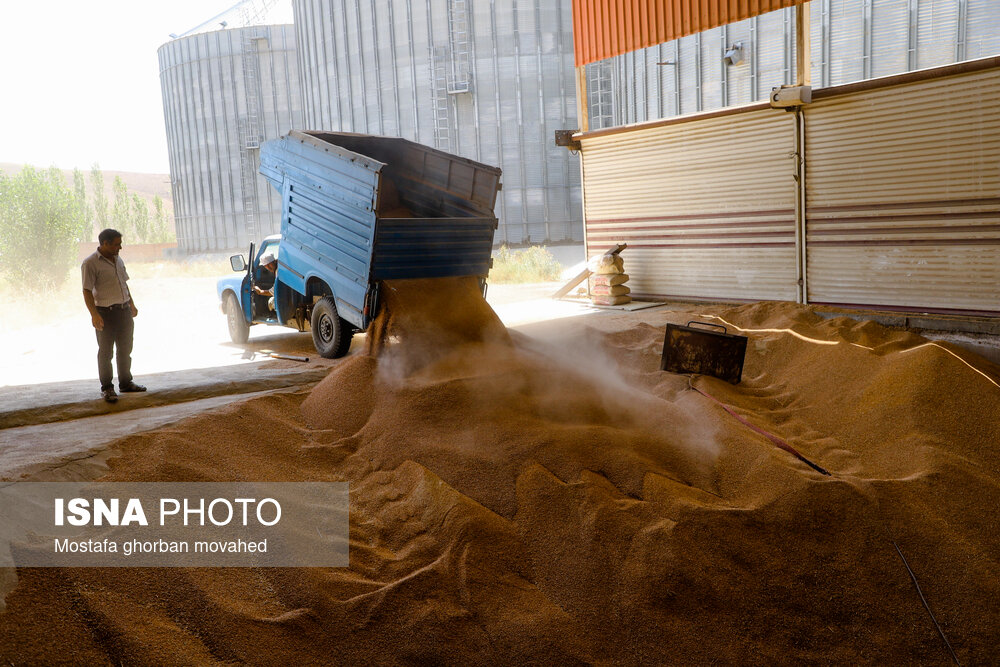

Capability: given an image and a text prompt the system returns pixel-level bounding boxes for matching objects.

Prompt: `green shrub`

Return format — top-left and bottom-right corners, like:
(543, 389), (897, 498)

(489, 245), (563, 284)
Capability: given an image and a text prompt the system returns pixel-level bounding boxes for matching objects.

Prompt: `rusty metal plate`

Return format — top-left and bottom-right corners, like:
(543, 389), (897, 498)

(660, 321), (748, 384)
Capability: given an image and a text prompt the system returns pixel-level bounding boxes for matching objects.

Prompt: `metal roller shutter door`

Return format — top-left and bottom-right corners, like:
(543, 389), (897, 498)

(579, 108), (798, 301)
(805, 66), (1000, 316)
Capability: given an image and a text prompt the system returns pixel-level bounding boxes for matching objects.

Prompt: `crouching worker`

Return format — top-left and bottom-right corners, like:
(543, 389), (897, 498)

(82, 228), (147, 403)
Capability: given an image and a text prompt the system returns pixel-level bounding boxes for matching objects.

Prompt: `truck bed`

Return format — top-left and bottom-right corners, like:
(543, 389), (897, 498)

(259, 131), (502, 329)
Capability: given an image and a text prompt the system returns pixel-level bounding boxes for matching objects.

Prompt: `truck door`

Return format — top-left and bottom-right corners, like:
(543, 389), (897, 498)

(251, 240), (280, 323)
(241, 242), (255, 323)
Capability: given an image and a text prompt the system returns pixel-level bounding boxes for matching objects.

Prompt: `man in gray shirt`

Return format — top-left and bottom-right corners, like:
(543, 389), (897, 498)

(82, 228), (147, 403)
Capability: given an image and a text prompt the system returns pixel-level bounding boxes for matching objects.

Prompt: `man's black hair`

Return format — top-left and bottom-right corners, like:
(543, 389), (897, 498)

(98, 228), (123, 245)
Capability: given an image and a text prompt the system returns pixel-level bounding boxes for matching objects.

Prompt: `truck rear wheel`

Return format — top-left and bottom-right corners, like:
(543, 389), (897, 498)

(311, 296), (353, 358)
(225, 293), (250, 344)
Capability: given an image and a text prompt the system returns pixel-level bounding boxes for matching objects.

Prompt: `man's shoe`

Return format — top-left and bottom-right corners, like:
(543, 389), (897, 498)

(119, 382), (147, 393)
(102, 389), (119, 403)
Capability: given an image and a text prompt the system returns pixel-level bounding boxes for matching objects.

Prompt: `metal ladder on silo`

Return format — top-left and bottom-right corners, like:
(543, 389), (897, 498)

(431, 46), (452, 151)
(588, 60), (615, 130)
(447, 0), (471, 94)
(239, 24), (264, 242)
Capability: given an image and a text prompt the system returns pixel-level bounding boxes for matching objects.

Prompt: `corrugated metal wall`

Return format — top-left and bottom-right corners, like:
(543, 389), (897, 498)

(586, 6), (799, 129)
(571, 0), (804, 66)
(158, 25), (304, 253)
(292, 0), (582, 246)
(579, 108), (798, 301)
(589, 0), (1000, 131)
(805, 64), (1000, 315)
(577, 57), (1000, 316)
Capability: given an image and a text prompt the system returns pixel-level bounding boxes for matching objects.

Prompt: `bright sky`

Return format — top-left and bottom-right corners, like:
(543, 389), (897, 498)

(0, 0), (293, 174)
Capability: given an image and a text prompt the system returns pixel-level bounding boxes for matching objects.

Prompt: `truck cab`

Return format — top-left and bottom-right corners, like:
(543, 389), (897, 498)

(217, 235), (287, 342)
(218, 234), (354, 357)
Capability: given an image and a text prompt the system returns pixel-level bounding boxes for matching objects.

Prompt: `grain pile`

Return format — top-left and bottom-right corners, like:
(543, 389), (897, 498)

(362, 277), (510, 363)
(2, 294), (999, 665)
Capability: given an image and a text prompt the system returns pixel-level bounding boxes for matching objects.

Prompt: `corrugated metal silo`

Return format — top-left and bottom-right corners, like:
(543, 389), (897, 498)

(292, 0), (582, 246)
(158, 25), (304, 253)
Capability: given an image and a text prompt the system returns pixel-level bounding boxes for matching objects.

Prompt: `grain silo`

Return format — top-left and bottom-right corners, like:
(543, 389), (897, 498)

(292, 0), (582, 245)
(158, 24), (304, 253)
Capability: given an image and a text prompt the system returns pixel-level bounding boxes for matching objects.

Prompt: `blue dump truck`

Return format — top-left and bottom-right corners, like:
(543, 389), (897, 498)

(217, 131), (502, 357)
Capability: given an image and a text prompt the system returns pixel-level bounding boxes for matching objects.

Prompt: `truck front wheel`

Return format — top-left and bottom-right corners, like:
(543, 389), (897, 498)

(311, 296), (353, 358)
(225, 293), (250, 344)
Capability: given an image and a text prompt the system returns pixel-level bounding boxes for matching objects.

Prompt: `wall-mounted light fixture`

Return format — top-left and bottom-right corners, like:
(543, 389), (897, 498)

(723, 43), (744, 66)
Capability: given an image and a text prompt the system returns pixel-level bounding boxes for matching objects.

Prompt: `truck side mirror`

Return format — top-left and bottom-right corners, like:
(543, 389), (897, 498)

(230, 254), (247, 272)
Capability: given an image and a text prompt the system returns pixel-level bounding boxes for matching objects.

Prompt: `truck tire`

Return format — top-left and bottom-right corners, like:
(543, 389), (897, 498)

(311, 296), (353, 358)
(225, 293), (250, 344)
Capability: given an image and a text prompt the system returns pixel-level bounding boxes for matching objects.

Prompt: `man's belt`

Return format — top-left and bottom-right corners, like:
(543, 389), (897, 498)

(97, 301), (131, 311)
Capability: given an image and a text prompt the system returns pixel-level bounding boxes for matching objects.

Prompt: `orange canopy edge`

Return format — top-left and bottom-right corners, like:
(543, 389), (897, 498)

(572, 0), (807, 67)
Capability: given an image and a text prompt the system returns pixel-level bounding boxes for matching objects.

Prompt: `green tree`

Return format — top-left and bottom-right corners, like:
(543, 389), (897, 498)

(0, 166), (89, 290)
(131, 193), (150, 242)
(72, 168), (91, 240)
(90, 164), (108, 231)
(151, 195), (174, 243)
(111, 175), (130, 237)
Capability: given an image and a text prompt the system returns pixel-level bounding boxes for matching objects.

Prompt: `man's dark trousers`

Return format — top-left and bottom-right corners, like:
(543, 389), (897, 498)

(95, 304), (134, 391)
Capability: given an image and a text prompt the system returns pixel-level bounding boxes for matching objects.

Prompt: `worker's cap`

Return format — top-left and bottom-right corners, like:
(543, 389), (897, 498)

(259, 253), (276, 266)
